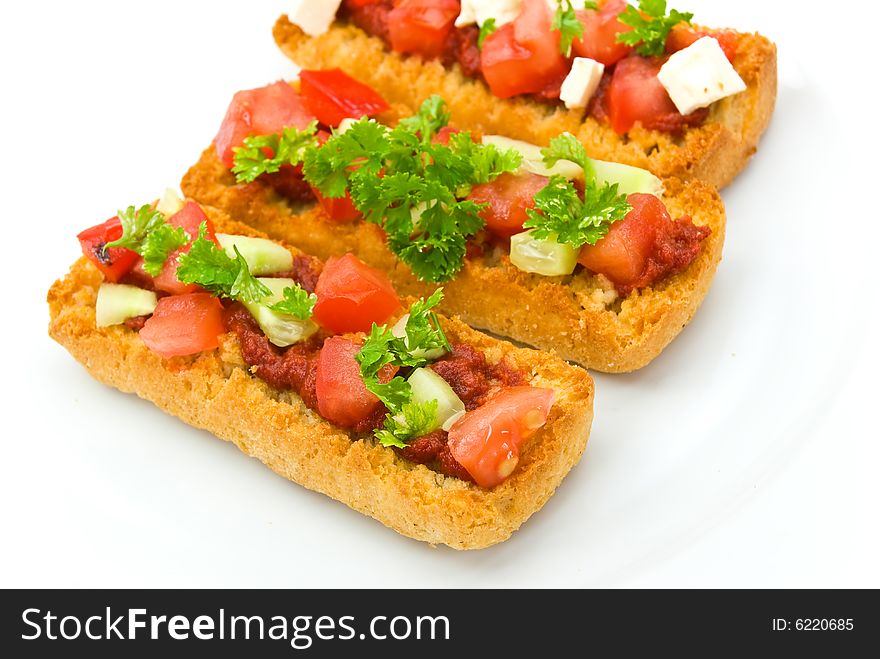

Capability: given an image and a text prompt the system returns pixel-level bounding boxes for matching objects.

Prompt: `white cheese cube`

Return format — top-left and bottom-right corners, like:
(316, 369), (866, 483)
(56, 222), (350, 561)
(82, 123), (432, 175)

(560, 57), (605, 110)
(657, 36), (747, 115)
(456, 0), (523, 28)
(289, 0), (343, 37)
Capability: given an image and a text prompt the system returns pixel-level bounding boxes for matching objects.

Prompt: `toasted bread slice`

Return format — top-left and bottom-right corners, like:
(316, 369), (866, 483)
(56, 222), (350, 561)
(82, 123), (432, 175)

(48, 210), (594, 550)
(182, 148), (725, 372)
(273, 16), (777, 189)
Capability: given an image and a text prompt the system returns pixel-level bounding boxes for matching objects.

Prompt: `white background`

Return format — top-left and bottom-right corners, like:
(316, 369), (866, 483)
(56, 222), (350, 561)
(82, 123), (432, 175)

(1, 1), (877, 588)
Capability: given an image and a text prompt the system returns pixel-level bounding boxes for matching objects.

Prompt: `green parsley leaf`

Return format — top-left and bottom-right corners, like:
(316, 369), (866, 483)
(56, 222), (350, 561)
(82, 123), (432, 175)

(552, 0), (587, 57)
(302, 119), (390, 199)
(231, 121), (319, 184)
(302, 101), (520, 283)
(267, 284), (317, 320)
(356, 290), (451, 439)
(616, 0), (693, 57)
(139, 225), (190, 276)
(105, 204), (189, 277)
(541, 132), (595, 180)
(375, 400), (439, 449)
(477, 18), (497, 49)
(524, 176), (632, 248)
(176, 223), (272, 304)
(397, 95), (450, 144)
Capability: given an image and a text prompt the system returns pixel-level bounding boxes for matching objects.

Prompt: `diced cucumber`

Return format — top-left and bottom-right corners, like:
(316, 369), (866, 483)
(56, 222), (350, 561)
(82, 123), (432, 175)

(483, 134), (664, 195)
(156, 188), (185, 217)
(95, 283), (158, 328)
(242, 277), (318, 347)
(216, 234), (294, 275)
(509, 231), (579, 277)
(482, 134), (582, 180)
(591, 159), (664, 196)
(391, 314), (447, 361)
(408, 368), (466, 432)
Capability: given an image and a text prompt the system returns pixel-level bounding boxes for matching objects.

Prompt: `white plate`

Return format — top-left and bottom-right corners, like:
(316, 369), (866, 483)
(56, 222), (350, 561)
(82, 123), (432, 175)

(1, 0), (877, 587)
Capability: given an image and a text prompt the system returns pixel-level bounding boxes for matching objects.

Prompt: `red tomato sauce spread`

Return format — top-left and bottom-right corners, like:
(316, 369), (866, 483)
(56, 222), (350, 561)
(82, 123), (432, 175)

(260, 165), (316, 205)
(431, 343), (524, 410)
(273, 254), (324, 294)
(397, 429), (475, 482)
(224, 303), (325, 412)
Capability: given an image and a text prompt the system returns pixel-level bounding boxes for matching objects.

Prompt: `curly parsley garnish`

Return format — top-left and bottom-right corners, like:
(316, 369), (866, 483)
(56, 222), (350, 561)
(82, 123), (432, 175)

(176, 223), (315, 316)
(524, 176), (631, 248)
(541, 132), (596, 180)
(231, 121), (319, 183)
(478, 18), (497, 49)
(552, 0), (593, 56)
(356, 290), (451, 448)
(302, 97), (522, 283)
(616, 0), (693, 57)
(104, 205), (189, 277)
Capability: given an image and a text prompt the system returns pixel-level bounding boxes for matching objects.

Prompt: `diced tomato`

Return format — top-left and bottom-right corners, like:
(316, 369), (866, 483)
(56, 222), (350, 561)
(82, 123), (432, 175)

(77, 217), (139, 283)
(387, 0), (460, 58)
(606, 56), (680, 134)
(447, 386), (555, 488)
(299, 69), (390, 127)
(667, 25), (738, 62)
(214, 81), (316, 168)
(133, 201), (219, 295)
(481, 0), (569, 99)
(139, 293), (225, 359)
(467, 172), (549, 239)
(312, 254), (401, 333)
(572, 0), (634, 66)
(315, 336), (397, 430)
(311, 186), (362, 222)
(578, 193), (710, 294)
(347, 0), (381, 7)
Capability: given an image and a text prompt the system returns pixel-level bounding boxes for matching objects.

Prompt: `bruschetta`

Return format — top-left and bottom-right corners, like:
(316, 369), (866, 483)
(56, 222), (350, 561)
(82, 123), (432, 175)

(48, 194), (594, 549)
(274, 0), (777, 189)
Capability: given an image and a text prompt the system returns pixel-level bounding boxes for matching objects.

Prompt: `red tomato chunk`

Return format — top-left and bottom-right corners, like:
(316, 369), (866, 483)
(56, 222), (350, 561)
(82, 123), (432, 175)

(578, 193), (711, 295)
(447, 386), (555, 488)
(572, 0), (634, 67)
(312, 254), (401, 333)
(481, 0), (568, 99)
(468, 172), (549, 239)
(315, 336), (397, 432)
(299, 68), (390, 127)
(77, 217), (138, 283)
(388, 0), (460, 59)
(214, 81), (316, 167)
(139, 293), (225, 359)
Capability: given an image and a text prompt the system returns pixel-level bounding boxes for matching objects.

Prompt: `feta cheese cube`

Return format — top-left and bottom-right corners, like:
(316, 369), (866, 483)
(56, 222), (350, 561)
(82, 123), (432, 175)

(560, 57), (605, 110)
(456, 0), (523, 28)
(289, 0), (343, 37)
(657, 36), (747, 115)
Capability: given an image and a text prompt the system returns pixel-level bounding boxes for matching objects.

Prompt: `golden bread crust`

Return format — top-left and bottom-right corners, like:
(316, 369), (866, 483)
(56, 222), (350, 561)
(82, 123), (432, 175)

(272, 17), (777, 189)
(47, 213), (594, 550)
(182, 149), (725, 372)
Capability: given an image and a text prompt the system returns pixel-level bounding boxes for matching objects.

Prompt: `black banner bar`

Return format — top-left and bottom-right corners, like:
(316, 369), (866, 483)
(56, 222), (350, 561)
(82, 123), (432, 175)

(1, 589), (876, 655)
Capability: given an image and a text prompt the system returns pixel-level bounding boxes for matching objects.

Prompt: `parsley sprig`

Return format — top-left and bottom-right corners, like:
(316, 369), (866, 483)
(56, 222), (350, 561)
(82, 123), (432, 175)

(616, 0), (693, 57)
(177, 223), (316, 318)
(541, 132), (596, 180)
(231, 121), (319, 184)
(524, 176), (631, 248)
(477, 18), (497, 49)
(302, 97), (522, 283)
(104, 205), (189, 277)
(552, 0), (594, 56)
(356, 290), (452, 448)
